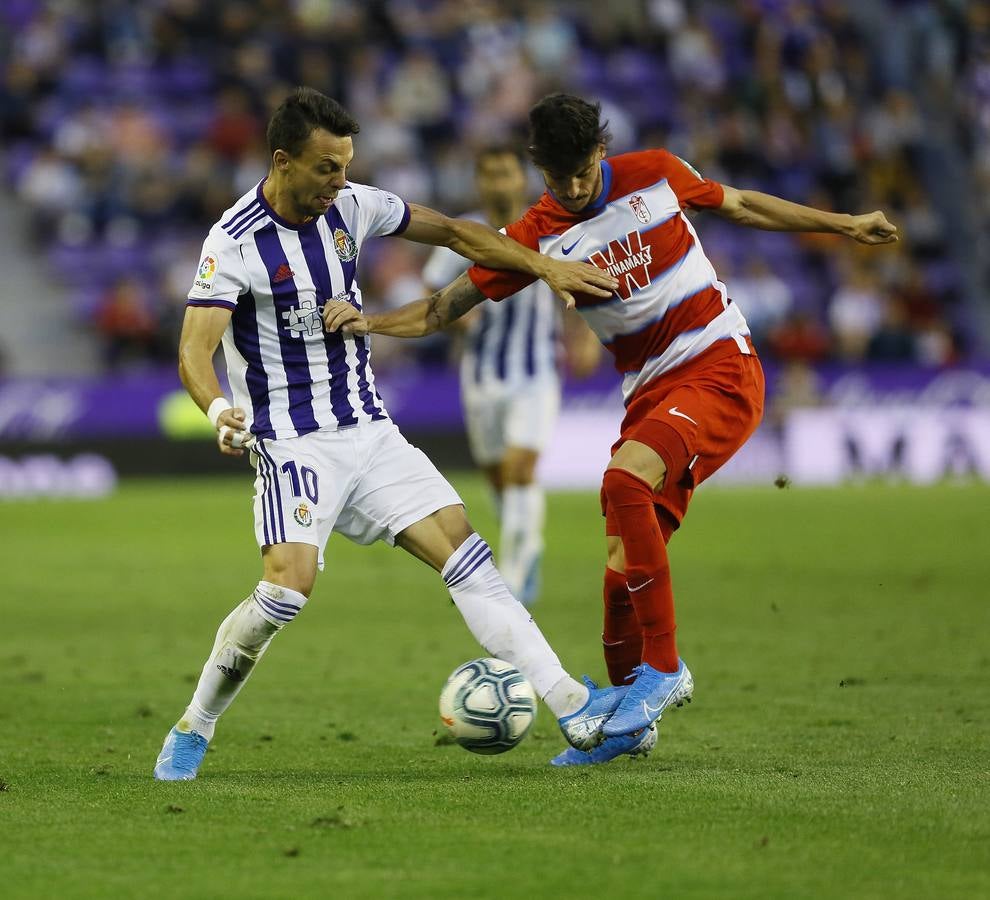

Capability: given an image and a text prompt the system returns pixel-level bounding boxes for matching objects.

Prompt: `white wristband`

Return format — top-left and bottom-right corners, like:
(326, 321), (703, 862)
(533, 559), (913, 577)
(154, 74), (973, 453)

(207, 397), (232, 429)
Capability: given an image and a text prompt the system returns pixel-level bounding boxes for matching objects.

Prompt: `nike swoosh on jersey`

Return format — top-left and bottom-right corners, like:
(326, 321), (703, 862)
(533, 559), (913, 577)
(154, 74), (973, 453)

(561, 239), (581, 255)
(668, 406), (699, 426)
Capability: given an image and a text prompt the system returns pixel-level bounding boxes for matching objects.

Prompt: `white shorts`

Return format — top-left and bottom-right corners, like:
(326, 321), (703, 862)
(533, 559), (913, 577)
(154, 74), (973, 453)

(461, 377), (561, 466)
(250, 420), (462, 567)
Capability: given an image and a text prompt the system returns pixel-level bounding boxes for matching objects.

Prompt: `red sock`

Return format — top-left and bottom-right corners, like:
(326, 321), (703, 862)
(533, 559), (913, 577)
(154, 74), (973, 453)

(601, 468), (679, 673)
(602, 566), (642, 685)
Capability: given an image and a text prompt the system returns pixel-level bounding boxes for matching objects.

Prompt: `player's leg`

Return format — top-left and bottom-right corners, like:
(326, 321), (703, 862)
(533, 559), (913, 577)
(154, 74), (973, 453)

(601, 535), (642, 686)
(337, 420), (623, 750)
(600, 504), (679, 686)
(155, 434), (344, 780)
(597, 440), (694, 737)
(395, 505), (626, 749)
(462, 381), (505, 519)
(154, 543), (317, 781)
(601, 354), (764, 737)
(482, 463), (504, 512)
(550, 502), (682, 767)
(497, 381), (558, 606)
(497, 446), (544, 606)
(396, 505), (578, 705)
(179, 542), (316, 737)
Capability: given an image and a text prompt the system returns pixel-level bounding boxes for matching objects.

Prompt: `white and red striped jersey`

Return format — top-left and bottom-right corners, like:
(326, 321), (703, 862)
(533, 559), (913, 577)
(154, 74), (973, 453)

(469, 150), (751, 402)
(186, 179), (410, 440)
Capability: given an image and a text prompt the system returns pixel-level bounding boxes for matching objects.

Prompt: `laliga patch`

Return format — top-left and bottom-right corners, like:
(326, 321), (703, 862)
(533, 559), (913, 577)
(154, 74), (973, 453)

(293, 503), (313, 527)
(628, 194), (651, 224)
(333, 228), (357, 262)
(194, 252), (219, 293)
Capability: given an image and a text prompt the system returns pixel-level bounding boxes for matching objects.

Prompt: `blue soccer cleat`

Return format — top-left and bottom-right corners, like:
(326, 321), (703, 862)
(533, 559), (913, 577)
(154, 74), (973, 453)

(557, 676), (629, 750)
(602, 659), (694, 738)
(153, 726), (210, 781)
(550, 722), (658, 767)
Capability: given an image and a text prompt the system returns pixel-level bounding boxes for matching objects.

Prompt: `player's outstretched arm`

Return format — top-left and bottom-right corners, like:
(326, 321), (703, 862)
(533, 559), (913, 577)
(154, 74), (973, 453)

(178, 305), (252, 456)
(400, 204), (617, 308)
(715, 185), (899, 244)
(323, 272), (485, 338)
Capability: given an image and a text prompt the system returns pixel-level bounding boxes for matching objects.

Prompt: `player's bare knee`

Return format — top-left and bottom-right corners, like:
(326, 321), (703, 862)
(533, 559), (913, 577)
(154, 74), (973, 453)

(434, 504), (474, 548)
(606, 441), (667, 492)
(483, 465), (504, 494)
(261, 545), (318, 598)
(501, 448), (538, 486)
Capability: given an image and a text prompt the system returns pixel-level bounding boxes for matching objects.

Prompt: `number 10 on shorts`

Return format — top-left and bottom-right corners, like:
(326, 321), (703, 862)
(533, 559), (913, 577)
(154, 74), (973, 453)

(281, 460), (319, 503)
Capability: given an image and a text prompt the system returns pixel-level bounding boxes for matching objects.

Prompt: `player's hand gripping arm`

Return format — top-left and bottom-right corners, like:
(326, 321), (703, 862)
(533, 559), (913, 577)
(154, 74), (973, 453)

(323, 272), (485, 338)
(400, 204), (618, 308)
(715, 186), (899, 244)
(178, 305), (253, 456)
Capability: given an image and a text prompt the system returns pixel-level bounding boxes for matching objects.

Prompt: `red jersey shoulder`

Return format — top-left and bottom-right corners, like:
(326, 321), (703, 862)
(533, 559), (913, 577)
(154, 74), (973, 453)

(608, 149), (724, 210)
(513, 193), (578, 240)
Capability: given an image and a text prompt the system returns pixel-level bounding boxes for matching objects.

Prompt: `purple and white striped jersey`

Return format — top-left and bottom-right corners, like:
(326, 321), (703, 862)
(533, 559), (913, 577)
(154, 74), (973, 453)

(422, 215), (560, 388)
(187, 179), (411, 440)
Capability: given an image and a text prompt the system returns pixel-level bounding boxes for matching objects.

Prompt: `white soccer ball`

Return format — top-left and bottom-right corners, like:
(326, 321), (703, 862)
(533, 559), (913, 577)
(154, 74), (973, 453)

(438, 657), (538, 755)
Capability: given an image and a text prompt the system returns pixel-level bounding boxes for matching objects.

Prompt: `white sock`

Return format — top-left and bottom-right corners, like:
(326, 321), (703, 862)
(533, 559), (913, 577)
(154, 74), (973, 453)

(178, 581), (308, 740)
(441, 534), (586, 716)
(498, 484), (545, 600)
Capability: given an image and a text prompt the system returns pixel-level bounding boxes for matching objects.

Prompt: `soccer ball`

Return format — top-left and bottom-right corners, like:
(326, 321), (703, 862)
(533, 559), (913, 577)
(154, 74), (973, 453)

(438, 657), (537, 755)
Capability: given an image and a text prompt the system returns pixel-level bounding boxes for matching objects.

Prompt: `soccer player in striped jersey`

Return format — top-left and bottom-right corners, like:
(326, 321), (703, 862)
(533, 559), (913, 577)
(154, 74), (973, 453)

(153, 88), (625, 780)
(323, 93), (898, 767)
(421, 146), (600, 608)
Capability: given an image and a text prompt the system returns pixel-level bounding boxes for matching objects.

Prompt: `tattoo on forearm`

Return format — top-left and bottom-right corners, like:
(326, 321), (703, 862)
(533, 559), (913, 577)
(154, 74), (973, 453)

(427, 275), (482, 331)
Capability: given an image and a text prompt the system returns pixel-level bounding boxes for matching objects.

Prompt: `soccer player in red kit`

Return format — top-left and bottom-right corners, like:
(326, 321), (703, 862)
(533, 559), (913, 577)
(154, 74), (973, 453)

(323, 93), (898, 765)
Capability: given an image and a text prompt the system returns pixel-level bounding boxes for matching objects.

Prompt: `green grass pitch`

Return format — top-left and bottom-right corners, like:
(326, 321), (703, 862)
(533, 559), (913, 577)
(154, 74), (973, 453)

(2, 476), (988, 899)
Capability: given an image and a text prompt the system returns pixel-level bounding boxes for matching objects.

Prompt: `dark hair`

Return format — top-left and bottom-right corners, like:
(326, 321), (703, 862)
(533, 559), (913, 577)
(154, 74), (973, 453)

(528, 93), (611, 174)
(267, 86), (360, 158)
(475, 143), (526, 170)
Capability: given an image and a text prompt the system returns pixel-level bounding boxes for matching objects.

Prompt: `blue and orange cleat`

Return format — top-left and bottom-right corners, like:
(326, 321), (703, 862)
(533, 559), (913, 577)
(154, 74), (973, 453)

(602, 659), (694, 738)
(153, 726), (210, 781)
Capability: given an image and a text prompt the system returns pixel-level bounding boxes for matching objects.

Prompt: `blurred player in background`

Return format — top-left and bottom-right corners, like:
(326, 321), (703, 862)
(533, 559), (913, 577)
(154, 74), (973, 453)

(421, 145), (600, 607)
(324, 93), (898, 767)
(153, 87), (625, 780)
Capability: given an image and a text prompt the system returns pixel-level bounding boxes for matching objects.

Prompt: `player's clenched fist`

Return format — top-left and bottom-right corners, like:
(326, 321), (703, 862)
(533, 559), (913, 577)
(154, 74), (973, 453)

(209, 402), (254, 456)
(323, 299), (370, 335)
(848, 211), (899, 245)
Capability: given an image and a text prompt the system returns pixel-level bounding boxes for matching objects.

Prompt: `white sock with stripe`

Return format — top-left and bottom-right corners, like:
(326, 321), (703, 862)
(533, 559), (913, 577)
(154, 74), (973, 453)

(498, 484), (545, 601)
(178, 581), (307, 740)
(441, 534), (587, 717)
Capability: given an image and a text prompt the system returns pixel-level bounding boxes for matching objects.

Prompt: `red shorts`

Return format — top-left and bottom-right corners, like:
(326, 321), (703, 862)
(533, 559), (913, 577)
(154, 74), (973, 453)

(602, 340), (765, 536)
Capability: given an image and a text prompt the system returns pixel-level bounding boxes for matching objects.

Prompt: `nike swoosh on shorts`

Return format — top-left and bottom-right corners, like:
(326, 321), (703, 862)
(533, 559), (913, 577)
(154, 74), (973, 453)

(668, 406), (699, 426)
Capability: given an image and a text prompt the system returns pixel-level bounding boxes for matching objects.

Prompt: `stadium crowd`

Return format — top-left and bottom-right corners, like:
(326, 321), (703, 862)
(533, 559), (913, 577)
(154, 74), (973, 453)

(0, 0), (983, 372)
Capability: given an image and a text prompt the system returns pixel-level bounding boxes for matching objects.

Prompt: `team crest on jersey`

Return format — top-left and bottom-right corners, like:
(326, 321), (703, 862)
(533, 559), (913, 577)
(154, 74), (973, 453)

(588, 231), (653, 302)
(194, 253), (218, 293)
(628, 195), (651, 224)
(293, 503), (313, 527)
(282, 297), (323, 337)
(333, 228), (357, 262)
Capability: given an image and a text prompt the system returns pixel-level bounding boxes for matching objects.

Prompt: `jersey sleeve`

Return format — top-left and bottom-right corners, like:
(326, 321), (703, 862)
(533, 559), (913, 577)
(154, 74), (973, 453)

(655, 149), (724, 210)
(349, 181), (411, 240)
(466, 217), (541, 302)
(186, 226), (250, 310)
